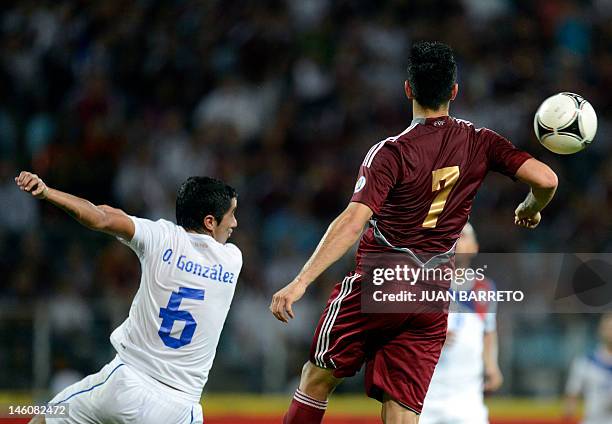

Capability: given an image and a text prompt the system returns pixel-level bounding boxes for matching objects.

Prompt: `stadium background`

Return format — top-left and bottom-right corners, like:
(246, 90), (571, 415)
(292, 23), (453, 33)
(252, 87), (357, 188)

(1, 0), (611, 422)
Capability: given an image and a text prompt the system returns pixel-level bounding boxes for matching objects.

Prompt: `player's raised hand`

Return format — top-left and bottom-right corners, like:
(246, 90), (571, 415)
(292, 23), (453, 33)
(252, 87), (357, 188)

(270, 279), (307, 323)
(15, 171), (49, 199)
(514, 204), (541, 229)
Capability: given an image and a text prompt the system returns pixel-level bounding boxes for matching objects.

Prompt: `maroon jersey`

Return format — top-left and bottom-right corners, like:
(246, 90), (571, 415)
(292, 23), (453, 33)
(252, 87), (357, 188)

(351, 116), (531, 261)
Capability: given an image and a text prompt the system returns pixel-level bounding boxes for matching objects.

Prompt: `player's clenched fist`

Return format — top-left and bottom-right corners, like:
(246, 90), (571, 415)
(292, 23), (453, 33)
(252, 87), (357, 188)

(270, 279), (307, 323)
(15, 171), (49, 199)
(514, 202), (541, 229)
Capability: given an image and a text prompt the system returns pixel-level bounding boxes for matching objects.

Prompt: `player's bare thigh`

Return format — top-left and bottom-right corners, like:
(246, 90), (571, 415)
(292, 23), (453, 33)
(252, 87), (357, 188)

(28, 415), (45, 424)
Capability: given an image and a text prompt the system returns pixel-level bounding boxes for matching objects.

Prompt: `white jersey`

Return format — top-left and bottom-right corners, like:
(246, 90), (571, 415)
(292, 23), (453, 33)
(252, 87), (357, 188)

(111, 217), (242, 402)
(566, 348), (612, 424)
(425, 278), (497, 401)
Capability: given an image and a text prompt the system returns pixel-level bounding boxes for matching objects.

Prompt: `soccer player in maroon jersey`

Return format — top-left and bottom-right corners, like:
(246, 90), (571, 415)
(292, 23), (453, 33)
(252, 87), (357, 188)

(270, 41), (558, 424)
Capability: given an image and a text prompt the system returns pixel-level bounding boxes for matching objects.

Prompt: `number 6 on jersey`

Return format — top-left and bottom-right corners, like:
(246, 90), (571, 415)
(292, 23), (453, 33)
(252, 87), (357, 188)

(159, 287), (205, 349)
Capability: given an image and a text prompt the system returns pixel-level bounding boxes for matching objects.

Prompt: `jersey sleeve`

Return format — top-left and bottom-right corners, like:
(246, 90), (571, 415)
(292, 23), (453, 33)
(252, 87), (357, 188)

(565, 357), (587, 396)
(350, 141), (403, 214)
(483, 312), (497, 333)
(118, 217), (172, 258)
(481, 128), (532, 178)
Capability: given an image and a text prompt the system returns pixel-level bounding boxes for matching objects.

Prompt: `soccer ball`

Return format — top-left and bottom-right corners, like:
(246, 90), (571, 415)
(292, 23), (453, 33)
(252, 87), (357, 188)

(533, 92), (597, 154)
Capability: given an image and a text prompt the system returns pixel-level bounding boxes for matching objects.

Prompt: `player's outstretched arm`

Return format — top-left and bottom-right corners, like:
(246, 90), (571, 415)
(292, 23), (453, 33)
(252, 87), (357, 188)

(513, 158), (558, 229)
(270, 202), (372, 323)
(15, 171), (135, 241)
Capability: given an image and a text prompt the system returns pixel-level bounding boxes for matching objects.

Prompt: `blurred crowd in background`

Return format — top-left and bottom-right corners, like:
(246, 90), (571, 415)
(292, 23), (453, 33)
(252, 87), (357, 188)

(0, 0), (611, 398)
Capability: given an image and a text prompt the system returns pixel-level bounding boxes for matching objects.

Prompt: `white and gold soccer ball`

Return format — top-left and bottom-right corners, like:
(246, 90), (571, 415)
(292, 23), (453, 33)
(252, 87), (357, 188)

(534, 92), (597, 154)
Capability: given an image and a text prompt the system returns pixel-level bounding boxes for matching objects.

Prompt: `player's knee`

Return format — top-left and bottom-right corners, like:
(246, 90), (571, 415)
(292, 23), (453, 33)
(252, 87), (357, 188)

(299, 361), (341, 399)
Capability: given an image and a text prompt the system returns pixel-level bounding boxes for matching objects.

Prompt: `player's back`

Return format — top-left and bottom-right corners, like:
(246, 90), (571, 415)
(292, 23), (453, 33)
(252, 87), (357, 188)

(352, 116), (530, 260)
(113, 217), (242, 402)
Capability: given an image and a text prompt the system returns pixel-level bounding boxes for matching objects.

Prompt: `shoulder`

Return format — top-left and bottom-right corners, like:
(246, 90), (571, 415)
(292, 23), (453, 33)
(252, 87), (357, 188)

(119, 217), (178, 255)
(474, 126), (506, 143)
(436, 116), (478, 138)
(453, 117), (491, 133)
(393, 121), (431, 144)
(215, 241), (243, 265)
(586, 350), (612, 373)
(224, 242), (242, 257)
(222, 242), (243, 271)
(361, 136), (405, 169)
(135, 217), (179, 234)
(453, 117), (476, 130)
(452, 118), (500, 139)
(158, 218), (179, 230)
(362, 136), (401, 163)
(131, 216), (176, 227)
(363, 122), (429, 155)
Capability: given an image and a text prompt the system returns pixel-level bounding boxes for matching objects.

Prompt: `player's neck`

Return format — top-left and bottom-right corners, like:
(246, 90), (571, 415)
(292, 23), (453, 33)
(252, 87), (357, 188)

(412, 101), (450, 119)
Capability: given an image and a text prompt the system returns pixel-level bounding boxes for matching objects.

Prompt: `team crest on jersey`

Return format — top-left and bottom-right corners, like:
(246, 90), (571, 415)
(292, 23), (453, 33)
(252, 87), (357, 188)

(354, 176), (366, 193)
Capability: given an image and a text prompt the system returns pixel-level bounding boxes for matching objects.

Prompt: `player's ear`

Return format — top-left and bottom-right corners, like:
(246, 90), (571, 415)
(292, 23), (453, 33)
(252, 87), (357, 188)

(450, 83), (458, 101)
(404, 80), (413, 100)
(203, 215), (217, 232)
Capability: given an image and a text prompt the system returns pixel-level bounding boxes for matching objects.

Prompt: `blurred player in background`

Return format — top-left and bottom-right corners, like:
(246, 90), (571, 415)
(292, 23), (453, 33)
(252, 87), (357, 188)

(270, 41), (558, 424)
(420, 223), (503, 424)
(16, 172), (241, 424)
(564, 313), (612, 424)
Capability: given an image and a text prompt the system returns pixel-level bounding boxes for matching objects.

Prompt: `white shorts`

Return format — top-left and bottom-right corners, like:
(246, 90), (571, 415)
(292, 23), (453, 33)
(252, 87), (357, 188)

(419, 395), (488, 424)
(46, 356), (203, 424)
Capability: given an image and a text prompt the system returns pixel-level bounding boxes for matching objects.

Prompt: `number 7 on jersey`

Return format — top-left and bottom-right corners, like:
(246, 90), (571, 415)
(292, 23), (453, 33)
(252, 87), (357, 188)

(422, 166), (460, 228)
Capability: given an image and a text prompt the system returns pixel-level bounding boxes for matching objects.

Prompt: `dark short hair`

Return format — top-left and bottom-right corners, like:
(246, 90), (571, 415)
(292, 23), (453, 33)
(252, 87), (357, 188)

(407, 41), (457, 110)
(176, 177), (237, 231)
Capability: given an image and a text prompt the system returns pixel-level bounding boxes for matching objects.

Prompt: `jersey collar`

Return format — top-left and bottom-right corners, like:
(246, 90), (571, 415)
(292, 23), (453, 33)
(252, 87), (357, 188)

(411, 115), (453, 126)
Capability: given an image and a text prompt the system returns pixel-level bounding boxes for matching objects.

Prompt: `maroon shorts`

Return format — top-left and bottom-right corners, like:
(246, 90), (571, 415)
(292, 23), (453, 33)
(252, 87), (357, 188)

(308, 272), (448, 414)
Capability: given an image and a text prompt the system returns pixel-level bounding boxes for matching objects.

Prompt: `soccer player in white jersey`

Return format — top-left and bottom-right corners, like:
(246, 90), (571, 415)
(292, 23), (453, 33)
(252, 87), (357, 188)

(16, 171), (242, 424)
(565, 313), (612, 424)
(420, 223), (503, 424)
